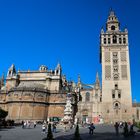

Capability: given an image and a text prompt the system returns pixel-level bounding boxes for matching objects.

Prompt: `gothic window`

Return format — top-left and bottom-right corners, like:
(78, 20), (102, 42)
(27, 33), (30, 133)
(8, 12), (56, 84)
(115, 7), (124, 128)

(113, 35), (117, 43)
(123, 38), (126, 44)
(119, 38), (122, 44)
(114, 74), (119, 80)
(85, 92), (90, 102)
(113, 59), (118, 65)
(120, 52), (126, 61)
(105, 65), (111, 79)
(121, 65), (127, 79)
(113, 66), (118, 72)
(104, 38), (106, 44)
(105, 52), (110, 62)
(114, 102), (120, 109)
(111, 25), (115, 30)
(113, 52), (118, 58)
(108, 38), (110, 44)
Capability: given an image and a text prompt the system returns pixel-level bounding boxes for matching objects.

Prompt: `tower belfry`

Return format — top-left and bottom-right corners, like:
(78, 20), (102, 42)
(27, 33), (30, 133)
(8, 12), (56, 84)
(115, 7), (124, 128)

(100, 9), (132, 122)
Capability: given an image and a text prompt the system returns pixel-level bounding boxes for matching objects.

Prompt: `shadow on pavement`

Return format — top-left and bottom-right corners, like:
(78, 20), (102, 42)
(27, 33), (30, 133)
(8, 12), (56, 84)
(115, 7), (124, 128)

(54, 132), (140, 140)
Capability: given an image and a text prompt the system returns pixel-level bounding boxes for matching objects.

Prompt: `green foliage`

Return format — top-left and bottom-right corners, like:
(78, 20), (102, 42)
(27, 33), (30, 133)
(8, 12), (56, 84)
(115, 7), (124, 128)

(42, 123), (54, 140)
(135, 122), (140, 129)
(0, 108), (8, 119)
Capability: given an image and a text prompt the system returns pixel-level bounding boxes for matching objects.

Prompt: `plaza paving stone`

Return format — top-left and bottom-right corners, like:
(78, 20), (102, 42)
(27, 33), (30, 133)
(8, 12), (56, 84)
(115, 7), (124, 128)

(0, 124), (140, 140)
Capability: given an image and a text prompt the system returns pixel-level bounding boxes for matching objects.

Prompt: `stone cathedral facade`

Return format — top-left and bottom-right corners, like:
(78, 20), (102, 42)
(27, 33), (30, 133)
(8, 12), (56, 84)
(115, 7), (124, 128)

(0, 64), (78, 122)
(0, 10), (140, 123)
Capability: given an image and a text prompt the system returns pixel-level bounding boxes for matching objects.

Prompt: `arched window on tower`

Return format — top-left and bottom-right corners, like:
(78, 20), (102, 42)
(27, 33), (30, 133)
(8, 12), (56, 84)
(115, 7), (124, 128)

(85, 92), (90, 102)
(123, 38), (126, 44)
(113, 35), (117, 44)
(114, 102), (120, 109)
(111, 25), (115, 31)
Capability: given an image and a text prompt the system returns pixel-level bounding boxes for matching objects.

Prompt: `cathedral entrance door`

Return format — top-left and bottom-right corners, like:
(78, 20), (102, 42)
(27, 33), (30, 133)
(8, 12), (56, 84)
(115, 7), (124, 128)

(82, 115), (88, 124)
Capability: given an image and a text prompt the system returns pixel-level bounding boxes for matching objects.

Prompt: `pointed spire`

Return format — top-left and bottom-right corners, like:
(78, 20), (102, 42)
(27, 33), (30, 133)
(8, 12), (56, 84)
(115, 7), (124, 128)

(77, 74), (82, 89)
(106, 9), (120, 31)
(96, 72), (99, 83)
(55, 62), (62, 75)
(7, 64), (16, 77)
(56, 62), (61, 70)
(78, 74), (81, 83)
(101, 27), (104, 34)
(1, 73), (4, 87)
(109, 8), (115, 16)
(95, 72), (100, 89)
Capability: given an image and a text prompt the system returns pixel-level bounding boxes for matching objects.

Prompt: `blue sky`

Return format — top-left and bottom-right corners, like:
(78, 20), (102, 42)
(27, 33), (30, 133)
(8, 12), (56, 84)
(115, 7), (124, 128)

(0, 0), (139, 102)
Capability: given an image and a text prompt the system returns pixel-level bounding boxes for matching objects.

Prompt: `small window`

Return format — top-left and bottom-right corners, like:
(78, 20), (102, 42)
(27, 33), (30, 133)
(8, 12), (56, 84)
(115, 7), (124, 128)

(112, 94), (115, 98)
(115, 103), (118, 107)
(115, 84), (118, 89)
(113, 59), (118, 64)
(114, 66), (118, 72)
(108, 38), (110, 44)
(113, 52), (118, 58)
(104, 38), (106, 44)
(114, 102), (120, 109)
(119, 38), (122, 44)
(113, 35), (117, 43)
(111, 25), (115, 30)
(123, 38), (126, 44)
(125, 110), (127, 113)
(107, 110), (109, 113)
(118, 93), (121, 98)
(85, 92), (90, 102)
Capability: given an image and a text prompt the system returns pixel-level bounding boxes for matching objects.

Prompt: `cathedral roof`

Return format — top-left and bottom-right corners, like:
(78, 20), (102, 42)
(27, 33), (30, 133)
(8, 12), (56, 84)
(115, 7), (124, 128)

(81, 83), (94, 90)
(133, 103), (140, 107)
(17, 82), (46, 89)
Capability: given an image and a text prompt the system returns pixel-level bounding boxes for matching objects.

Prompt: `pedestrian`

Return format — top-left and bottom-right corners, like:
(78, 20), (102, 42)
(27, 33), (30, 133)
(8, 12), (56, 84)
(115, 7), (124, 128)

(129, 123), (136, 136)
(123, 122), (129, 137)
(34, 121), (37, 128)
(89, 123), (95, 135)
(22, 120), (24, 128)
(24, 121), (27, 128)
(114, 122), (119, 135)
(52, 123), (56, 133)
(42, 124), (46, 133)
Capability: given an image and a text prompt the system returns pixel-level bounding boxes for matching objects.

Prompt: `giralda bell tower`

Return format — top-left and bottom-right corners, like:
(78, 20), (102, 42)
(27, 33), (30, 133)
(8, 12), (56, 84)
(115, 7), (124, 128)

(100, 10), (132, 123)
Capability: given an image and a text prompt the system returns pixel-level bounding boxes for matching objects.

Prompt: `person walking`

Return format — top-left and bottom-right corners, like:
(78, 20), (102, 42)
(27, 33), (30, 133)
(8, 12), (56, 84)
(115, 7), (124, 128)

(42, 124), (46, 133)
(89, 123), (95, 135)
(22, 120), (24, 128)
(34, 121), (37, 128)
(52, 123), (56, 133)
(114, 122), (119, 135)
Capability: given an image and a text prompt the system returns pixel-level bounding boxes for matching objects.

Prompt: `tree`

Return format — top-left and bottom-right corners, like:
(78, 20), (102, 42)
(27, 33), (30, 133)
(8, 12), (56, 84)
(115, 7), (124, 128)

(0, 108), (8, 119)
(42, 123), (54, 140)
(123, 122), (129, 137)
(73, 124), (82, 140)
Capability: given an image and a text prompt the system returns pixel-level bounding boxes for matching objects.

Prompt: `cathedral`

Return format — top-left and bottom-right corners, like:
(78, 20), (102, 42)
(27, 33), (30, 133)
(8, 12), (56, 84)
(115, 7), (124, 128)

(0, 10), (140, 123)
